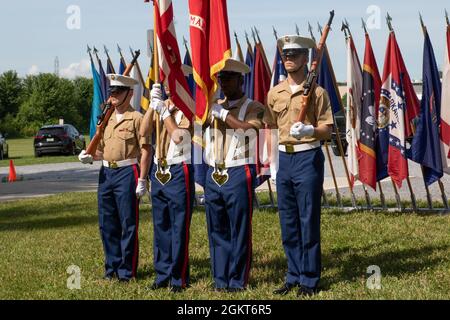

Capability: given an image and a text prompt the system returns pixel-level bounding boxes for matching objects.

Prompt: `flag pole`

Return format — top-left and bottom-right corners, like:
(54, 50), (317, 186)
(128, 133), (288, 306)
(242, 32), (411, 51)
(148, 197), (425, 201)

(310, 24), (343, 207)
(117, 44), (128, 72)
(317, 22), (357, 208)
(104, 45), (116, 74)
(362, 18), (387, 210)
(418, 14), (435, 210)
(343, 20), (373, 210)
(385, 13), (415, 212)
(420, 13), (449, 211)
(92, 47), (102, 73)
(153, 3), (162, 174)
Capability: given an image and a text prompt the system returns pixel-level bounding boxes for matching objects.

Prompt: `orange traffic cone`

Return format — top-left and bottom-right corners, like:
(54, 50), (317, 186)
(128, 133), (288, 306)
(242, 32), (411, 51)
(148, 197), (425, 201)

(8, 160), (17, 182)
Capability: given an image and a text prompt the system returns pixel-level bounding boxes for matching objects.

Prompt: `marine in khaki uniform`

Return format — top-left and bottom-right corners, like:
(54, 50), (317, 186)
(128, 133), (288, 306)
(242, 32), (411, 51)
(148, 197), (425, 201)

(78, 74), (152, 281)
(204, 58), (265, 292)
(140, 84), (194, 293)
(265, 35), (333, 297)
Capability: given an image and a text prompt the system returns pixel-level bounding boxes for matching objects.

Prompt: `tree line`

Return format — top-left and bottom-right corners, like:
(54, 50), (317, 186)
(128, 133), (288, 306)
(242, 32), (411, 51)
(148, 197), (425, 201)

(0, 71), (93, 137)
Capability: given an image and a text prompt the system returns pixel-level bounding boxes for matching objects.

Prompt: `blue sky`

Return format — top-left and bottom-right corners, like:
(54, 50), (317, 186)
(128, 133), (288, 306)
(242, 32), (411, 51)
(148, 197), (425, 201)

(0, 0), (448, 81)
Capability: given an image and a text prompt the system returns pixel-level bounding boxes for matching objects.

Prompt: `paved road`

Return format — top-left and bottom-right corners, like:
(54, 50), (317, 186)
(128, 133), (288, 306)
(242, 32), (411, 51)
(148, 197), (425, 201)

(1, 153), (449, 207)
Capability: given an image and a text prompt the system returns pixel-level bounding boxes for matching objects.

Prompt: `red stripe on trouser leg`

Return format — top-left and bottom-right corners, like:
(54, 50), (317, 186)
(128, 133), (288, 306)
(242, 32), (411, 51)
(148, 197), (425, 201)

(131, 164), (140, 278)
(181, 162), (191, 288)
(244, 165), (253, 287)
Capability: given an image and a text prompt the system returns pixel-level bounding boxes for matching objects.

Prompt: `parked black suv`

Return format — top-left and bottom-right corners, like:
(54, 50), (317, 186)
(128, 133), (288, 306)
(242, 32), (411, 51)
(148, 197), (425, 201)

(0, 132), (8, 160)
(34, 124), (86, 157)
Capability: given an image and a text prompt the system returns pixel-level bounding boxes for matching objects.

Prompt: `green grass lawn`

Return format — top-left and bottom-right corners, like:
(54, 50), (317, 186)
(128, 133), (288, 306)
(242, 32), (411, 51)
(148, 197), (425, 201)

(1, 192), (450, 300)
(0, 136), (90, 168)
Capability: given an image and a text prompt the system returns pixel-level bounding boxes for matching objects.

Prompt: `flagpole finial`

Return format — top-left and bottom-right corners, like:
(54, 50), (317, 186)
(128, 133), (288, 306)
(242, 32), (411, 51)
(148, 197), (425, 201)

(419, 12), (427, 34)
(361, 18), (368, 34)
(272, 26), (278, 41)
(341, 21), (350, 39)
(93, 46), (98, 54)
(295, 23), (300, 36)
(308, 22), (316, 41)
(343, 19), (352, 36)
(445, 9), (449, 26)
(317, 22), (323, 36)
(117, 44), (122, 54)
(386, 12), (394, 32)
(251, 28), (257, 45)
(104, 45), (109, 55)
(87, 45), (91, 54)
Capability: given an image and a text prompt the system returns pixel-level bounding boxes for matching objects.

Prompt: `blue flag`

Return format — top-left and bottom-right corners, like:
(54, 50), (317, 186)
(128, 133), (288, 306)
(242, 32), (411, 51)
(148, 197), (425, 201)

(183, 50), (196, 98)
(410, 31), (443, 186)
(243, 45), (254, 99)
(270, 46), (287, 87)
(97, 60), (108, 102)
(119, 59), (126, 75)
(317, 47), (342, 115)
(89, 61), (103, 139)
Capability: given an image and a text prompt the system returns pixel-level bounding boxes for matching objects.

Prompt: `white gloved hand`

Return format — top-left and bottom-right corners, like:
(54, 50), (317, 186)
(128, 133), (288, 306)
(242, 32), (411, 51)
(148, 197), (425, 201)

(150, 84), (163, 102)
(150, 99), (166, 114)
(211, 104), (229, 122)
(135, 178), (147, 198)
(78, 150), (93, 164)
(289, 122), (315, 140)
(160, 107), (172, 121)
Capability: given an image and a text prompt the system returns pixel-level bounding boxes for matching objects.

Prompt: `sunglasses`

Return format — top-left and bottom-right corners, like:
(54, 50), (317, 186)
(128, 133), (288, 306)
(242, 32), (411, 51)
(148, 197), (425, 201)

(108, 86), (129, 94)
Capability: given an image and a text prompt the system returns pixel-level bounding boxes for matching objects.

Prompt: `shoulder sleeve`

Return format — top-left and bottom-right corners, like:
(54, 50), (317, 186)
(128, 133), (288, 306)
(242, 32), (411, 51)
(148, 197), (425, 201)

(264, 89), (277, 128)
(135, 112), (151, 147)
(246, 101), (266, 130)
(315, 87), (334, 127)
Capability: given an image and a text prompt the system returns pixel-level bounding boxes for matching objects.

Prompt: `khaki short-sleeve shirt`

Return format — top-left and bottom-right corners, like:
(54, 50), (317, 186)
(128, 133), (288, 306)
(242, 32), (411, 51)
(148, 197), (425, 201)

(98, 106), (150, 162)
(266, 80), (334, 145)
(146, 100), (192, 159)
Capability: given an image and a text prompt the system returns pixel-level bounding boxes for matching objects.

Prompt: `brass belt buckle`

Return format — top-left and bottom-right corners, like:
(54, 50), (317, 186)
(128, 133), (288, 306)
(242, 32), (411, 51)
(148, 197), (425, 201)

(285, 144), (294, 154)
(109, 161), (118, 169)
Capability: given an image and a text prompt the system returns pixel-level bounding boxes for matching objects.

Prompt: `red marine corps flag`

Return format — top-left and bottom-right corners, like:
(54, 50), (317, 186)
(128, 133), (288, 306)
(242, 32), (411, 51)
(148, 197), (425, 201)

(189, 0), (232, 124)
(146, 0), (195, 120)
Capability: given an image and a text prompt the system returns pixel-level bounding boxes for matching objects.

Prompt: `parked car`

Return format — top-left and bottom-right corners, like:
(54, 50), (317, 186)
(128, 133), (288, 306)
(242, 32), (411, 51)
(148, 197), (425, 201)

(0, 132), (8, 160)
(34, 124), (86, 157)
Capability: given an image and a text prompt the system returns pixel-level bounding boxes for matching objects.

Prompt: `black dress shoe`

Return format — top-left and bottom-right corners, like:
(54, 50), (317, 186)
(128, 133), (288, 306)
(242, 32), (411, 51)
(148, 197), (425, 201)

(170, 286), (184, 293)
(273, 283), (297, 295)
(297, 285), (317, 297)
(118, 278), (130, 283)
(227, 287), (245, 293)
(149, 281), (170, 290)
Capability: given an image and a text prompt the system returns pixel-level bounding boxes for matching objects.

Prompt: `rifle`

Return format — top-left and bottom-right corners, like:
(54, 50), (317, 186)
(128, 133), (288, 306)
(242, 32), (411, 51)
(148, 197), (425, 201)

(297, 10), (335, 122)
(85, 50), (141, 155)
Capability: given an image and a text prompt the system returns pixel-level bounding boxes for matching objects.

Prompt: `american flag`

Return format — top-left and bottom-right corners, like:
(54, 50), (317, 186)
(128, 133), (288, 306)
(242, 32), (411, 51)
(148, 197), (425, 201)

(151, 0), (195, 120)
